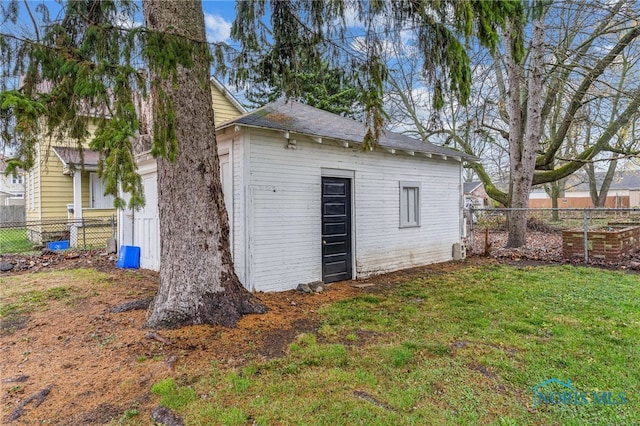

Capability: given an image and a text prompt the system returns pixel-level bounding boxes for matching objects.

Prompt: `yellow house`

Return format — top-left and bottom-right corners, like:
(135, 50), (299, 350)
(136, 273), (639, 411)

(23, 77), (246, 250)
(210, 77), (247, 126)
(23, 120), (116, 247)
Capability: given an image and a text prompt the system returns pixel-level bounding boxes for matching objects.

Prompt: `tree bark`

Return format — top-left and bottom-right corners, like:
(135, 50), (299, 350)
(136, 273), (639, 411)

(142, 0), (266, 329)
(506, 11), (545, 248)
(504, 19), (524, 247)
(587, 158), (618, 208)
(546, 179), (564, 221)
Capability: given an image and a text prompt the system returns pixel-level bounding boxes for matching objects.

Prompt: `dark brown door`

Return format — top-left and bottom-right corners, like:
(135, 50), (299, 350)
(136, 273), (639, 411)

(322, 177), (352, 283)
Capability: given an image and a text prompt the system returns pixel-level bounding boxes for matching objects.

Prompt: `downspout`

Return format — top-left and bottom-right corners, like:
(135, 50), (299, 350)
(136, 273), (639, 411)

(459, 161), (464, 241)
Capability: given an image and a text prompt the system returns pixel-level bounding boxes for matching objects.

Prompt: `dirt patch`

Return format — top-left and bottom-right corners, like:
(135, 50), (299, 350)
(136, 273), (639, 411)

(68, 403), (125, 426)
(257, 317), (319, 358)
(3, 253), (423, 424)
(0, 315), (30, 336)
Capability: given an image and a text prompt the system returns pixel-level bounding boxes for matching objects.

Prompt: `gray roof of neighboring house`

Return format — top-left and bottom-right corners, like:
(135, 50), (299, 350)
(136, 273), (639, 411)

(568, 171), (640, 191)
(463, 181), (483, 194)
(219, 99), (475, 160)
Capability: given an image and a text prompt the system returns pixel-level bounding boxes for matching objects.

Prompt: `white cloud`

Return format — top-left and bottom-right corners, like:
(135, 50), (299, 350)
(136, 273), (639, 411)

(342, 6), (363, 29)
(204, 13), (231, 43)
(114, 12), (141, 29)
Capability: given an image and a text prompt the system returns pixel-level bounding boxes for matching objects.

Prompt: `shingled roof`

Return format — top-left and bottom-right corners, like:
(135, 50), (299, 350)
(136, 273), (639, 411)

(218, 99), (474, 160)
(463, 181), (483, 194)
(52, 146), (102, 171)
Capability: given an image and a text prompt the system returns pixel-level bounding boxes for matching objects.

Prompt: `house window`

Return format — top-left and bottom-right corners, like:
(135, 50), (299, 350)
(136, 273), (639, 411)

(11, 175), (23, 184)
(90, 173), (115, 209)
(399, 181), (421, 228)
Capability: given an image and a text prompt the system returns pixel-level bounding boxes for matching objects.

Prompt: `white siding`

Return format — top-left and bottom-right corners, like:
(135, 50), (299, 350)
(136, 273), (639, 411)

(119, 127), (464, 294)
(136, 175), (160, 271)
(117, 156), (160, 271)
(217, 133), (249, 287)
(245, 129), (462, 292)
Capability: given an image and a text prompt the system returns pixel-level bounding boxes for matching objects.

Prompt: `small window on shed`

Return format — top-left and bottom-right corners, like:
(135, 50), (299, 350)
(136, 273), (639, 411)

(399, 181), (421, 228)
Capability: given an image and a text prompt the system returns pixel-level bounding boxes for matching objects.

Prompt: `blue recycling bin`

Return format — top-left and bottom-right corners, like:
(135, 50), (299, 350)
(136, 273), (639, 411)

(47, 240), (69, 250)
(116, 245), (141, 269)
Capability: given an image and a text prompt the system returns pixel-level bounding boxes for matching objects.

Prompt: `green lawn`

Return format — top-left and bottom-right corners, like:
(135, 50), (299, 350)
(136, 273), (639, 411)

(0, 228), (33, 254)
(144, 265), (640, 426)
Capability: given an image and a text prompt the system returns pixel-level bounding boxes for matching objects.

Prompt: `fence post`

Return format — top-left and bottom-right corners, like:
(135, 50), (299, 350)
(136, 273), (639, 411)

(82, 217), (86, 250)
(468, 206), (474, 248)
(583, 209), (589, 263)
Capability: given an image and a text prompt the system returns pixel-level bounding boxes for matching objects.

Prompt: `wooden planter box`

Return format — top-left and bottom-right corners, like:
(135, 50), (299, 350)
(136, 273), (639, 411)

(562, 226), (640, 262)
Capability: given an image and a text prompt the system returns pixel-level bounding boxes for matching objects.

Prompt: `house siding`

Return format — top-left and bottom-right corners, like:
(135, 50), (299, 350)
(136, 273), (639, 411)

(244, 129), (462, 292)
(81, 173), (91, 208)
(216, 135), (247, 285)
(26, 124), (116, 226)
(126, 156), (160, 271)
(39, 145), (74, 220)
(212, 90), (243, 125)
(25, 155), (41, 222)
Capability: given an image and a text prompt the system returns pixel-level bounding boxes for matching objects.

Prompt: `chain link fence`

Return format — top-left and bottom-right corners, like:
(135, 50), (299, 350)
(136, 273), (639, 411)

(465, 207), (640, 264)
(0, 216), (116, 254)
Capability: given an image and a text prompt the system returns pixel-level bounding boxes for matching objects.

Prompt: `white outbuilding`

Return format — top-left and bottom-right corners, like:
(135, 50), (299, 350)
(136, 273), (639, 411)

(119, 100), (472, 292)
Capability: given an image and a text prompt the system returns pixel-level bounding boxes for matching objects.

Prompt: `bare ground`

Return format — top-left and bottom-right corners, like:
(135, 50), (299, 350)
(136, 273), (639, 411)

(1, 253), (487, 425)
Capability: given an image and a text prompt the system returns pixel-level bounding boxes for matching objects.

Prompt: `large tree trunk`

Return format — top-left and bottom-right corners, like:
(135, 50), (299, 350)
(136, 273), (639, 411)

(143, 0), (266, 329)
(506, 12), (545, 248)
(505, 18), (526, 248)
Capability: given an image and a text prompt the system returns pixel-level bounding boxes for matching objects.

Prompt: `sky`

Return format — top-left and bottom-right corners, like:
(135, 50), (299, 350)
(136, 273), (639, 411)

(5, 1), (239, 43)
(3, 1), (242, 90)
(201, 1), (236, 43)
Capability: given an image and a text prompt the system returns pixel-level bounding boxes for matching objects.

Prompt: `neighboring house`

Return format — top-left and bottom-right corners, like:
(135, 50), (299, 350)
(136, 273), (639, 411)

(119, 99), (472, 292)
(0, 156), (25, 206)
(529, 170), (640, 208)
(463, 181), (488, 209)
(118, 77), (247, 271)
(24, 76), (245, 247)
(19, 78), (117, 245)
(23, 126), (117, 245)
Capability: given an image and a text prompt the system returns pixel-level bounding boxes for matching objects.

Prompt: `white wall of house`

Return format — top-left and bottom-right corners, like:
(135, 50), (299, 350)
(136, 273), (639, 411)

(120, 128), (464, 292)
(529, 190), (549, 199)
(218, 127), (463, 292)
(529, 189), (631, 200)
(118, 154), (160, 271)
(0, 172), (25, 206)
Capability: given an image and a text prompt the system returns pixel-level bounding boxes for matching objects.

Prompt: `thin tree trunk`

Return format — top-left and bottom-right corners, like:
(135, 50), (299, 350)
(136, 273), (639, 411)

(547, 179), (564, 221)
(551, 190), (559, 220)
(588, 156), (619, 208)
(586, 163), (604, 207)
(143, 0), (266, 329)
